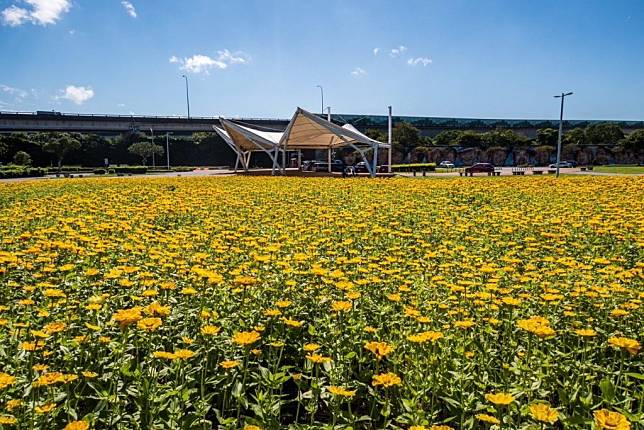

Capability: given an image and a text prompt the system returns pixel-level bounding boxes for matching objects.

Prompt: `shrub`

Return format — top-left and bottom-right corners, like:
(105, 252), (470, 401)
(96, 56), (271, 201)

(391, 163), (437, 172)
(0, 167), (46, 178)
(12, 151), (32, 166)
(93, 168), (107, 175)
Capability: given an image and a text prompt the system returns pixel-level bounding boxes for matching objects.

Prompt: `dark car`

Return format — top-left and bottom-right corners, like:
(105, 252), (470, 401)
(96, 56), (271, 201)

(464, 163), (494, 174)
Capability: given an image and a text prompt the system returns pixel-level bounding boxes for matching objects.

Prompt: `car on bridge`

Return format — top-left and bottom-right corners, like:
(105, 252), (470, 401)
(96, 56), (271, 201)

(549, 161), (573, 168)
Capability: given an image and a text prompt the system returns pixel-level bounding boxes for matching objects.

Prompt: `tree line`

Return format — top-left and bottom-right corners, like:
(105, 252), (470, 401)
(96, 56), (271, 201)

(0, 123), (642, 169)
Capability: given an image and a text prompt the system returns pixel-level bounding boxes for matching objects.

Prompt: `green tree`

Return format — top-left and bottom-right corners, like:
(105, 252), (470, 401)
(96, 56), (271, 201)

(433, 130), (461, 146)
(483, 129), (529, 148)
(536, 128), (559, 146)
(622, 129), (644, 153)
(585, 123), (624, 146)
(564, 128), (586, 145)
(364, 129), (387, 142)
(128, 142), (164, 166)
(393, 122), (422, 161)
(40, 133), (82, 172)
(12, 151), (32, 166)
(454, 130), (484, 148)
(193, 132), (216, 145)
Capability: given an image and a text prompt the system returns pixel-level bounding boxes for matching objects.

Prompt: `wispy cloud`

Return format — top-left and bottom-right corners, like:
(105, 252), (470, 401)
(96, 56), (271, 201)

(169, 50), (251, 74)
(1, 84), (28, 100)
(407, 57), (432, 66)
(121, 1), (137, 18)
(1, 0), (72, 26)
(57, 85), (94, 105)
(389, 45), (407, 57)
(350, 67), (367, 77)
(373, 47), (380, 56)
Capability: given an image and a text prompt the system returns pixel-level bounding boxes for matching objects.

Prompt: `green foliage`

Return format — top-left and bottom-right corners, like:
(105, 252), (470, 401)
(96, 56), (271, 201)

(622, 129), (644, 152)
(40, 132), (82, 171)
(0, 166), (46, 178)
(482, 129), (529, 148)
(128, 142), (164, 166)
(391, 163), (437, 172)
(564, 128), (586, 145)
(393, 122), (423, 159)
(12, 151), (31, 166)
(113, 166), (148, 174)
(536, 128), (559, 146)
(585, 123), (624, 146)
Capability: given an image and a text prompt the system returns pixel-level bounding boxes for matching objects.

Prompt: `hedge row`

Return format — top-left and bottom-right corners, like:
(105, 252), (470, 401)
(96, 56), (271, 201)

(391, 163), (437, 172)
(0, 167), (47, 179)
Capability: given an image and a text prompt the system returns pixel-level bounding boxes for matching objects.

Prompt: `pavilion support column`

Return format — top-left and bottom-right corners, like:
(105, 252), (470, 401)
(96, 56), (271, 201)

(298, 150), (302, 170)
(234, 153), (240, 173)
(328, 148), (332, 173)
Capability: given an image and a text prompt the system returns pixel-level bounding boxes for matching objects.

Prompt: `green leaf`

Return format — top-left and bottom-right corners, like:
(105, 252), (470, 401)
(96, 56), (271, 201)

(599, 378), (615, 403)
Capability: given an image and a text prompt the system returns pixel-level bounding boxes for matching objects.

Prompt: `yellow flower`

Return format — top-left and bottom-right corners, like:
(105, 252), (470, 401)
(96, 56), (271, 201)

(331, 301), (352, 312)
(201, 325), (221, 336)
(430, 426), (454, 430)
(485, 392), (514, 405)
(174, 349), (196, 360)
(372, 372), (401, 387)
(136, 317), (162, 332)
(144, 302), (171, 317)
(594, 409), (630, 430)
(282, 317), (304, 328)
(64, 421), (90, 430)
(263, 308), (281, 317)
(608, 337), (641, 355)
(112, 307), (142, 328)
(517, 316), (556, 338)
(220, 360), (240, 369)
(82, 371), (98, 378)
(34, 402), (57, 414)
(233, 331), (261, 346)
(476, 414), (500, 424)
(153, 351), (177, 360)
(303, 343), (321, 352)
(306, 353), (332, 364)
(0, 415), (17, 425)
(407, 331), (444, 344)
(243, 425), (261, 430)
(575, 328), (597, 337)
(0, 373), (16, 389)
(327, 385), (356, 397)
(364, 341), (394, 360)
(529, 403), (559, 424)
(454, 320), (475, 329)
(5, 400), (22, 411)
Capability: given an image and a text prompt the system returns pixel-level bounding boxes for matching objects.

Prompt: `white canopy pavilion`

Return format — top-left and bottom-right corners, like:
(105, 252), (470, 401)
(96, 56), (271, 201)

(213, 118), (284, 174)
(279, 107), (390, 176)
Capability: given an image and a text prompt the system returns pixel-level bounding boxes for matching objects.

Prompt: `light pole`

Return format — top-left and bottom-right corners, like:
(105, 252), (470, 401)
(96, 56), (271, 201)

(326, 106), (331, 122)
(182, 75), (191, 118)
(554, 91), (573, 177)
(315, 85), (324, 115)
(387, 105), (392, 173)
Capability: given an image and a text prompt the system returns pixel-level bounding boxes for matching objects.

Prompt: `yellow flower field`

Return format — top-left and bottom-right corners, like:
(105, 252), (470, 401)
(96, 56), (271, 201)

(0, 175), (642, 429)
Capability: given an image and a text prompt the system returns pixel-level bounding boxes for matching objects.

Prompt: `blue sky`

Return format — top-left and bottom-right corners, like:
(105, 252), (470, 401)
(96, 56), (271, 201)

(1, 0), (643, 120)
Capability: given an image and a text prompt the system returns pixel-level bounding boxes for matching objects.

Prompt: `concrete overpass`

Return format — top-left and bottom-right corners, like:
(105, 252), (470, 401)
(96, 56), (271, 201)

(1, 110), (643, 137)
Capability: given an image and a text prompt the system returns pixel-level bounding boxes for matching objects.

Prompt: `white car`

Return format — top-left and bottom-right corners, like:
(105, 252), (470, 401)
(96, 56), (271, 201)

(438, 161), (455, 168)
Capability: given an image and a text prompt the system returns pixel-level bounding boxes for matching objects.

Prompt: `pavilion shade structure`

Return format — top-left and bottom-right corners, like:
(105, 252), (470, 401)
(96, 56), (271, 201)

(279, 107), (390, 150)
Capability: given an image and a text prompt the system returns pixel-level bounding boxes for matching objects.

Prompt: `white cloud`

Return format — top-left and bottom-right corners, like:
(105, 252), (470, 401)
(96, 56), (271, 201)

(170, 50), (251, 74)
(1, 84), (28, 100)
(1, 0), (72, 26)
(389, 45), (407, 57)
(373, 47), (379, 56)
(350, 67), (367, 77)
(58, 85), (94, 105)
(121, 1), (137, 18)
(407, 57), (432, 66)
(117, 103), (125, 107)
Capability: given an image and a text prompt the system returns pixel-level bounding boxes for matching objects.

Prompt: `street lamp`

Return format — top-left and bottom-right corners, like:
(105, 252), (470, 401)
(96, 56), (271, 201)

(150, 128), (155, 168)
(166, 132), (172, 171)
(554, 91), (573, 178)
(315, 85), (324, 115)
(182, 75), (191, 118)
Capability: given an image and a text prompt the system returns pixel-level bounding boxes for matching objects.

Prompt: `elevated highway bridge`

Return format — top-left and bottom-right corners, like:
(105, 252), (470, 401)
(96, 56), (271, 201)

(1, 111), (642, 137)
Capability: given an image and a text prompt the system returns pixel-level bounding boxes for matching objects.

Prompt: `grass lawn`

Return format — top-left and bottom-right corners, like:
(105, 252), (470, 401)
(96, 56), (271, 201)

(593, 165), (644, 174)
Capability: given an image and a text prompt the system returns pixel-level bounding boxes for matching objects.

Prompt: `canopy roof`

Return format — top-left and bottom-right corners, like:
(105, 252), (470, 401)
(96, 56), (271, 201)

(279, 107), (389, 150)
(218, 118), (283, 152)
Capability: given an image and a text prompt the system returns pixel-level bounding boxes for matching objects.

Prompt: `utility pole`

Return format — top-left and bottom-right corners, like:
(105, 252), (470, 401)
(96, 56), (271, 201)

(182, 75), (191, 118)
(387, 106), (392, 173)
(554, 92), (573, 177)
(316, 85), (324, 115)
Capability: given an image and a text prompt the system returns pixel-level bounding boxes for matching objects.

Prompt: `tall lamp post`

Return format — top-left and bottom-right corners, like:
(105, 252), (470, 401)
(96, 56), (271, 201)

(315, 85), (324, 115)
(150, 128), (155, 168)
(182, 75), (191, 118)
(165, 132), (172, 171)
(554, 91), (573, 178)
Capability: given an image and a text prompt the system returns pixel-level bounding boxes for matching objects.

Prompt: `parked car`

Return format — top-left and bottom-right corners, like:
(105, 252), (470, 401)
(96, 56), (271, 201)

(464, 163), (494, 174)
(438, 160), (455, 168)
(549, 161), (573, 168)
(565, 160), (578, 167)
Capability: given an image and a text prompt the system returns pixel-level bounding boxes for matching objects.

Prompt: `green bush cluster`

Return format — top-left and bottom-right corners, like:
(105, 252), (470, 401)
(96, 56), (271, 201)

(113, 166), (148, 174)
(0, 166), (46, 178)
